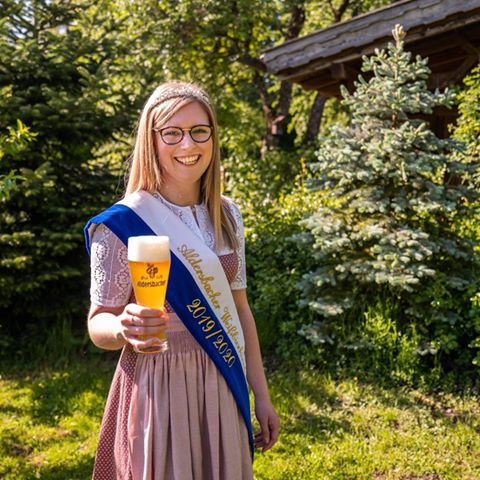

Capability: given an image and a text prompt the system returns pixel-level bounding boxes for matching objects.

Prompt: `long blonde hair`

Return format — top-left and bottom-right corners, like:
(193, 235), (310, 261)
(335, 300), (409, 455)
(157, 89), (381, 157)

(126, 81), (238, 250)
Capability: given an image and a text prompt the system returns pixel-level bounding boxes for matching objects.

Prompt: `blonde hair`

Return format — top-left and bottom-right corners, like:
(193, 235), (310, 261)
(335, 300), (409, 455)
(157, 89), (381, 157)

(126, 81), (238, 250)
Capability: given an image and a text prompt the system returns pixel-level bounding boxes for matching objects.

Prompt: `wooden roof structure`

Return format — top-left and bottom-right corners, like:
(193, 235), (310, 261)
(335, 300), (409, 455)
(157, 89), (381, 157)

(261, 0), (480, 97)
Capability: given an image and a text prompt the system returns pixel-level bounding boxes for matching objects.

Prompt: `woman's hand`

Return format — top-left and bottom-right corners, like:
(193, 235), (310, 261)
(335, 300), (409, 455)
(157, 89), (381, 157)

(117, 303), (169, 351)
(254, 396), (280, 452)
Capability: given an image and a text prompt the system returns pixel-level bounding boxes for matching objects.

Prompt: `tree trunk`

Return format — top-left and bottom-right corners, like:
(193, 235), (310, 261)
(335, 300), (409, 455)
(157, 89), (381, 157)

(262, 80), (293, 150)
(303, 93), (327, 145)
(246, 1), (305, 153)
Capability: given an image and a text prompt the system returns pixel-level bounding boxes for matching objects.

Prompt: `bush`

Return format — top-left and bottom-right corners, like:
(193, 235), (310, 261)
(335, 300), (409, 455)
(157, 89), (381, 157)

(242, 174), (321, 360)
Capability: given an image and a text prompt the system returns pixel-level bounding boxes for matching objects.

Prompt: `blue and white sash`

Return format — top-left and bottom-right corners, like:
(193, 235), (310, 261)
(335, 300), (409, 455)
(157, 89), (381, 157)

(84, 191), (253, 454)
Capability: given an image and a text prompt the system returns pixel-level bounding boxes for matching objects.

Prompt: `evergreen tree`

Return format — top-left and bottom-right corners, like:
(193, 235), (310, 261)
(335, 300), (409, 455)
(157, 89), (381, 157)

(0, 120), (36, 201)
(299, 25), (480, 379)
(0, 0), (148, 352)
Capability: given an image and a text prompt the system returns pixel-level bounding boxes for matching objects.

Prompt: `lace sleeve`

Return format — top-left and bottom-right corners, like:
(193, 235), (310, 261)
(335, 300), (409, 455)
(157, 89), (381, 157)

(226, 200), (247, 290)
(90, 224), (132, 307)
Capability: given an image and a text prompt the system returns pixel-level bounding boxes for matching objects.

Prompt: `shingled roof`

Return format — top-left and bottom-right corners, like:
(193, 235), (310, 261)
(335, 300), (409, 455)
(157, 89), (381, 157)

(261, 0), (480, 96)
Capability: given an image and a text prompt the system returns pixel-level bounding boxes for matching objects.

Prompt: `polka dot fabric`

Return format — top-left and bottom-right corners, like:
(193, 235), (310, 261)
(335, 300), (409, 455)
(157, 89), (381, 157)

(91, 253), (252, 480)
(92, 345), (136, 480)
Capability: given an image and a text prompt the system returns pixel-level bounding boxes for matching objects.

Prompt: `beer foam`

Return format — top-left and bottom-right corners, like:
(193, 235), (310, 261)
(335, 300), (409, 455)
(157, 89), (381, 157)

(128, 235), (170, 262)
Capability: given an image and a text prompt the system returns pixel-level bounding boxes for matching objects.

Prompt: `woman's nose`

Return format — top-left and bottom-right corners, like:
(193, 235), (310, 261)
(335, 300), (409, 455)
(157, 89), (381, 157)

(179, 131), (195, 147)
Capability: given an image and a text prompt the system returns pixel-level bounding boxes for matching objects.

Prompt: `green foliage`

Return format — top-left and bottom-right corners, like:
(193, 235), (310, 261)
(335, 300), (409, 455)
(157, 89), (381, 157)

(0, 0), (397, 357)
(453, 64), (480, 168)
(0, 0), (150, 352)
(137, 0), (395, 190)
(299, 25), (480, 381)
(0, 120), (36, 201)
(243, 176), (321, 356)
(0, 359), (113, 479)
(451, 64), (480, 369)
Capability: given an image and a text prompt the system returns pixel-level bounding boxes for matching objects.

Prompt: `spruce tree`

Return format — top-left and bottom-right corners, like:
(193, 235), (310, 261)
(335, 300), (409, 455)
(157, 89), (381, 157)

(300, 25), (480, 376)
(0, 0), (147, 351)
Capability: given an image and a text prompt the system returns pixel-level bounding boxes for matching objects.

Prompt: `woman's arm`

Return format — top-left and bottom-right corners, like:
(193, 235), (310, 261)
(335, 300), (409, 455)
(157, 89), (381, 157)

(232, 288), (280, 452)
(88, 303), (168, 351)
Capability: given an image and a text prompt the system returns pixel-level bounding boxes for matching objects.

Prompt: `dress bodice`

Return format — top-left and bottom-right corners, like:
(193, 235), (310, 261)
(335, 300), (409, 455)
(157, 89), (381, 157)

(89, 194), (247, 307)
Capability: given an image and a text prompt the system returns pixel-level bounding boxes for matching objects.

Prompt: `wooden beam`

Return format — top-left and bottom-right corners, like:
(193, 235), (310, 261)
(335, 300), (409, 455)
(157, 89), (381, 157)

(427, 53), (471, 71)
(456, 34), (480, 56)
(276, 27), (480, 89)
(299, 76), (342, 94)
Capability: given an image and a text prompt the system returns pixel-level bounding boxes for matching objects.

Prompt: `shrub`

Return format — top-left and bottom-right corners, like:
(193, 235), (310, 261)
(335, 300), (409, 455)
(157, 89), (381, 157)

(242, 173), (321, 360)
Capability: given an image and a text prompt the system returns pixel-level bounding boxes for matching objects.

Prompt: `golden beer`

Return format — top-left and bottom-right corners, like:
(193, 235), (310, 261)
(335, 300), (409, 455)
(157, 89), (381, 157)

(128, 235), (171, 354)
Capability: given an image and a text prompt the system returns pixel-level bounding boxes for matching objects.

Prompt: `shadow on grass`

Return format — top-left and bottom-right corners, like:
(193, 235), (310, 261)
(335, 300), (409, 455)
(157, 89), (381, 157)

(267, 362), (480, 448)
(266, 367), (354, 444)
(342, 376), (480, 433)
(0, 352), (117, 427)
(31, 357), (115, 425)
(34, 456), (94, 480)
(283, 410), (352, 441)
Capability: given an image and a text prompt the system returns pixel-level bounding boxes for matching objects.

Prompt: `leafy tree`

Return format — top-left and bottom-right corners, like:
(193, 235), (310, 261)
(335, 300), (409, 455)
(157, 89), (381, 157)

(0, 0), (159, 351)
(451, 64), (480, 367)
(453, 64), (480, 185)
(0, 0), (400, 357)
(299, 25), (480, 380)
(131, 0), (394, 202)
(245, 178), (322, 357)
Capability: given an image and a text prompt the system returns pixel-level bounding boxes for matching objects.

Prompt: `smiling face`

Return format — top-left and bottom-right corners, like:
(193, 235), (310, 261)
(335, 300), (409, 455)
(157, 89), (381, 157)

(153, 101), (213, 203)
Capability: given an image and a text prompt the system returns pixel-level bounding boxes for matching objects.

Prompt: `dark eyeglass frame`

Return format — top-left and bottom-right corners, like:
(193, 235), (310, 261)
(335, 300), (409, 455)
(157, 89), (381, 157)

(152, 124), (213, 145)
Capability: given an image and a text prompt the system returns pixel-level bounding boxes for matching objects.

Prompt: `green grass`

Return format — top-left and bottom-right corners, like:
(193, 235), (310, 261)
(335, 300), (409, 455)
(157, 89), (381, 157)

(0, 357), (112, 480)
(256, 370), (480, 479)
(0, 357), (479, 479)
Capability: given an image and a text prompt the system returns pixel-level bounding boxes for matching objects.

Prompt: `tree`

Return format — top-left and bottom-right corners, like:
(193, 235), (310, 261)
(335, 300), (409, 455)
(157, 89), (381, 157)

(299, 25), (480, 379)
(132, 0), (393, 205)
(0, 0), (159, 349)
(138, 0), (394, 149)
(0, 0), (399, 354)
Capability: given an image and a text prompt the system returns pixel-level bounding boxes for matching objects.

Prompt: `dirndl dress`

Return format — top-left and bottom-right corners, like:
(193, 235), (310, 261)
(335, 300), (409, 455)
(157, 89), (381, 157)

(88, 196), (253, 480)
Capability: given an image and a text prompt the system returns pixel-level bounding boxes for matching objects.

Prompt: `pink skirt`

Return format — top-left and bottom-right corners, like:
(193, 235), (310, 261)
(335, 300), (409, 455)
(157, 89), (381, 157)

(92, 316), (253, 480)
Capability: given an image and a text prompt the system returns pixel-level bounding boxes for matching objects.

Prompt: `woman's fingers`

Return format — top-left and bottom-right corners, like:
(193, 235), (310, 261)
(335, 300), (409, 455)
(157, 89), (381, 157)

(124, 332), (164, 350)
(125, 324), (167, 336)
(260, 417), (271, 448)
(123, 315), (167, 328)
(119, 303), (169, 346)
(123, 305), (167, 327)
(254, 401), (280, 452)
(253, 418), (270, 451)
(125, 303), (168, 320)
(265, 416), (280, 450)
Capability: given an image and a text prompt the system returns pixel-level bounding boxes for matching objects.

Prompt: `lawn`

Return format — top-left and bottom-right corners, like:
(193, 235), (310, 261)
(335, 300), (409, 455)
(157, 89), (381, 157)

(0, 356), (479, 479)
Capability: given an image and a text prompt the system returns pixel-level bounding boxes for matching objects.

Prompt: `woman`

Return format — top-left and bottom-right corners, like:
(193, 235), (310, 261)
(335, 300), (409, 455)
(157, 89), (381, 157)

(85, 81), (279, 479)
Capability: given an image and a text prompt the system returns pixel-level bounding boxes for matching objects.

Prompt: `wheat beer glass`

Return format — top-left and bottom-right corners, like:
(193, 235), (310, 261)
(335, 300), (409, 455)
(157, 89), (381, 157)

(128, 235), (171, 354)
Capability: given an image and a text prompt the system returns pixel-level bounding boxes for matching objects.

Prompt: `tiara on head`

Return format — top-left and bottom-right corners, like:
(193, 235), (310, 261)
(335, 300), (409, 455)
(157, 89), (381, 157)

(151, 84), (211, 108)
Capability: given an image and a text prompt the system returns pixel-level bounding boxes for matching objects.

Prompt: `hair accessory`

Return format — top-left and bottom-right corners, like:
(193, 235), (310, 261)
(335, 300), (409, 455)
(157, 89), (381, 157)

(151, 84), (211, 108)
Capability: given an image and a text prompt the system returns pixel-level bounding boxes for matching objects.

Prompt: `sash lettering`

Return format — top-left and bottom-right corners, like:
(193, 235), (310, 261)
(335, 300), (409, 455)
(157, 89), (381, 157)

(84, 191), (253, 455)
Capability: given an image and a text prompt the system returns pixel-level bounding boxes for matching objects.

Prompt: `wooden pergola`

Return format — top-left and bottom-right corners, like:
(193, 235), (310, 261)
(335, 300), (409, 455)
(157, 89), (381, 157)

(261, 0), (480, 136)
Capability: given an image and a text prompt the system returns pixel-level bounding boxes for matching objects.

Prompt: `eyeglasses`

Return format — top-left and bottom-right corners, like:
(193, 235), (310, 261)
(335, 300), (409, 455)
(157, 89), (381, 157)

(152, 124), (213, 145)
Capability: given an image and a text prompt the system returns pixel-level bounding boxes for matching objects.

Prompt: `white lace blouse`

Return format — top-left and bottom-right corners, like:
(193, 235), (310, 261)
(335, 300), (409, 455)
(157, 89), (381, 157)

(90, 194), (247, 307)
